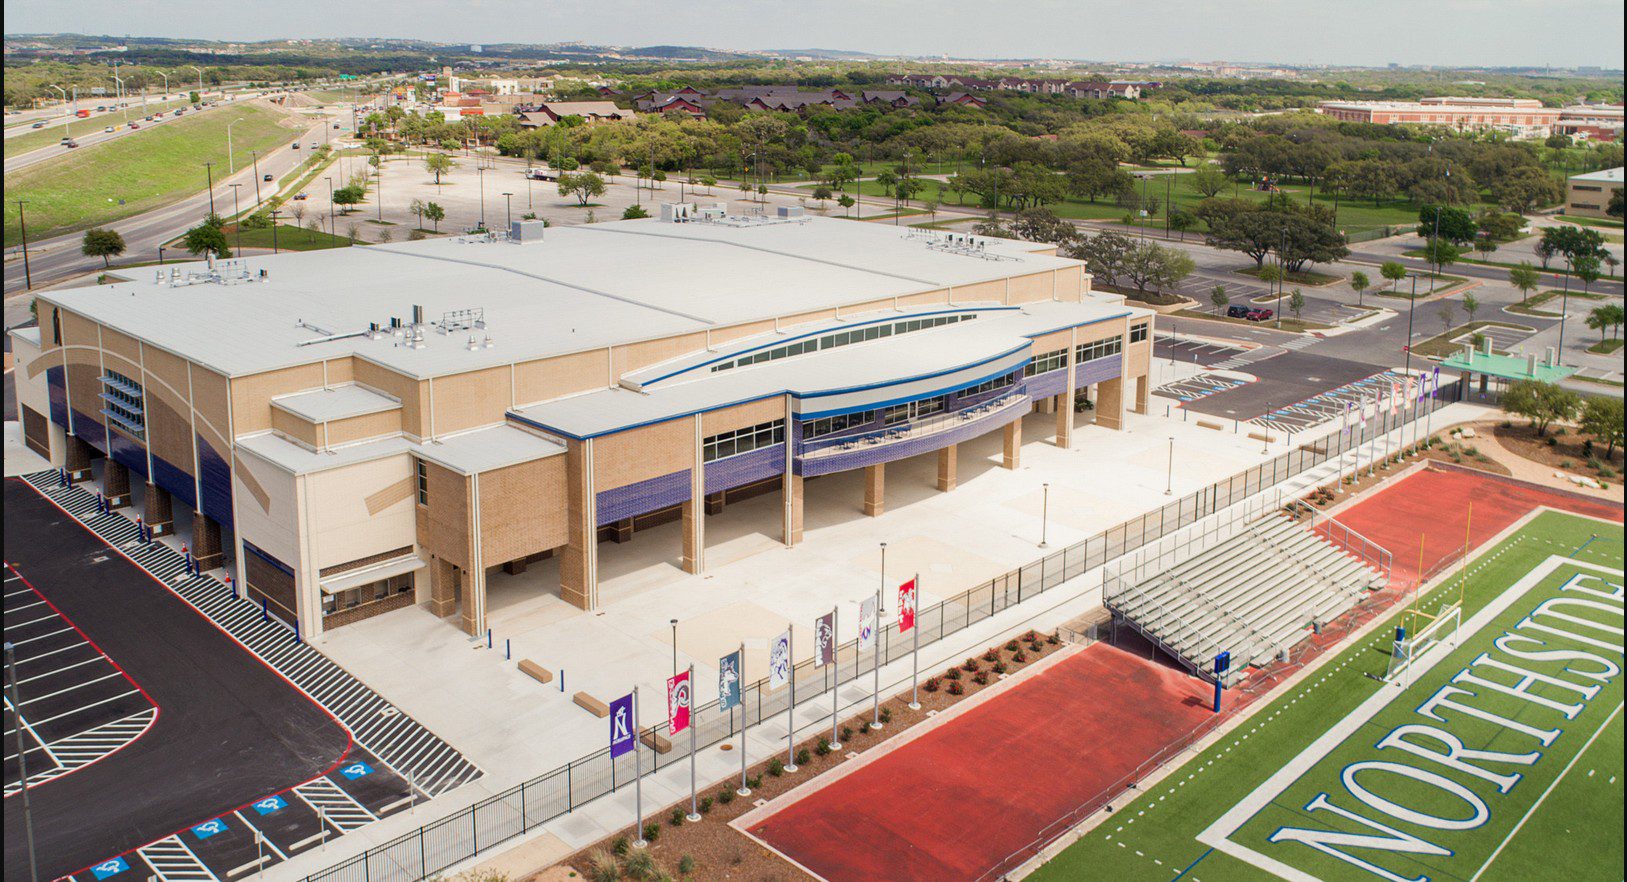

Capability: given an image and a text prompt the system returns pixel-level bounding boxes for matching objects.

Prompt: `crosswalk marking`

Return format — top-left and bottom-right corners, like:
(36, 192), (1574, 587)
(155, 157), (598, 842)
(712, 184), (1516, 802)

(138, 836), (216, 882)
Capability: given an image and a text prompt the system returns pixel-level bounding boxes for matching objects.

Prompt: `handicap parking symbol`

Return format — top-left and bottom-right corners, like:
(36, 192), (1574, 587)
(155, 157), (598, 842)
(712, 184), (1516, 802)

(92, 858), (129, 880)
(253, 795), (288, 815)
(192, 818), (228, 840)
(340, 761), (373, 780)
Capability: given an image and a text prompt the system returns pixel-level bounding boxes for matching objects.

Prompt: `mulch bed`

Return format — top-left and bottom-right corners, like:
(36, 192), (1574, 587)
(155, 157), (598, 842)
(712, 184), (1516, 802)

(548, 632), (1065, 882)
(1493, 421), (1622, 480)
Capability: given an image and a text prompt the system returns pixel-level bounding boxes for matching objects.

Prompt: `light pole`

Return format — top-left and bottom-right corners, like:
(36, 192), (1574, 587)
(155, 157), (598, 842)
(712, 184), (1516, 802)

(189, 65), (204, 98)
(14, 200), (32, 290)
(878, 541), (887, 614)
(159, 71), (170, 98)
(477, 166), (487, 228)
(7, 640), (41, 882)
(1165, 437), (1175, 495)
(1039, 483), (1050, 548)
(375, 169), (383, 224)
(47, 85), (70, 139)
(325, 176), (336, 233)
(270, 209), (282, 254)
(670, 619), (678, 680)
(502, 192), (513, 230)
(1275, 228), (1287, 330)
(1262, 403), (1272, 454)
(250, 150), (262, 203)
(227, 118), (245, 173)
(203, 162), (216, 216)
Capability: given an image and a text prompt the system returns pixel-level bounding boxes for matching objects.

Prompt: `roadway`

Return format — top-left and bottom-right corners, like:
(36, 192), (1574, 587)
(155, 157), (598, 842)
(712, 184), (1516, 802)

(4, 98), (243, 175)
(1346, 248), (1624, 298)
(4, 110), (336, 299)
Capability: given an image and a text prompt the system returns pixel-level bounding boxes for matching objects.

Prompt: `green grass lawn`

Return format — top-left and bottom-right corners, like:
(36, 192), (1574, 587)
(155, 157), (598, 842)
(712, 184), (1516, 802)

(1506, 288), (1609, 317)
(3, 103), (299, 247)
(1588, 338), (1625, 355)
(1558, 214), (1625, 230)
(1235, 265), (1343, 286)
(1030, 512), (1624, 882)
(227, 223), (350, 252)
(3, 99), (194, 158)
(1401, 249), (1624, 283)
(1411, 320), (1535, 359)
(1368, 273), (1470, 299)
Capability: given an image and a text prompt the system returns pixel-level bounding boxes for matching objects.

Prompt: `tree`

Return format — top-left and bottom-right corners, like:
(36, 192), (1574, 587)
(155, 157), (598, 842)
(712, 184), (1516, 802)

(1009, 208), (1076, 245)
(1167, 208), (1196, 241)
(80, 228), (126, 267)
(1572, 253), (1602, 298)
(811, 184), (832, 207)
(1417, 205), (1477, 245)
(1185, 165), (1230, 199)
(1586, 303), (1624, 343)
(1421, 239), (1462, 277)
(1063, 231), (1135, 289)
(1436, 299), (1459, 335)
(1462, 292), (1480, 322)
(1287, 289), (1305, 320)
(558, 171), (606, 206)
(1492, 167), (1562, 215)
(1610, 187), (1625, 219)
(1257, 264), (1284, 290)
(423, 201), (445, 232)
(1121, 242), (1194, 297)
(837, 194), (855, 216)
(1380, 261), (1407, 292)
(182, 219), (230, 258)
(1349, 270), (1370, 307)
(1502, 380), (1581, 436)
(1508, 262), (1540, 303)
(424, 152), (454, 185)
(331, 185), (364, 213)
(1473, 236), (1498, 262)
(408, 198), (426, 229)
(1210, 285), (1229, 310)
(1580, 396), (1624, 459)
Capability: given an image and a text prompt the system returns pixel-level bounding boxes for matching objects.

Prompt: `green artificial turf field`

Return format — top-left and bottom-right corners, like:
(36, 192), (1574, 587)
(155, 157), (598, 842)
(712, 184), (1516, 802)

(1031, 510), (1623, 882)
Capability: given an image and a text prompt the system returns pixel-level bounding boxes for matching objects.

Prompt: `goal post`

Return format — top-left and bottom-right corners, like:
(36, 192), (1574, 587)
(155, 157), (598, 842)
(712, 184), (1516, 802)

(1384, 602), (1462, 687)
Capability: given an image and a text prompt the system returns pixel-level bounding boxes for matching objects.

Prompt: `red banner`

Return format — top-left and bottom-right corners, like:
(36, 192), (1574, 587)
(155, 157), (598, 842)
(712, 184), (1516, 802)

(899, 579), (918, 633)
(667, 669), (691, 735)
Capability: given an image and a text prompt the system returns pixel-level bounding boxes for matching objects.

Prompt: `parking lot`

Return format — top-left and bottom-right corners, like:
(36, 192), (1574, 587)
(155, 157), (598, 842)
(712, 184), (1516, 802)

(1153, 334), (1250, 368)
(1159, 349), (1388, 427)
(4, 477), (454, 882)
(3, 568), (157, 795)
(1450, 322), (1538, 353)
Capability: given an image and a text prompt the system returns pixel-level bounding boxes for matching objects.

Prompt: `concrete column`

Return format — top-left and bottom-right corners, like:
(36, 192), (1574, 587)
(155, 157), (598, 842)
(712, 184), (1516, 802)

(1097, 377), (1125, 431)
(704, 492), (725, 516)
(608, 518), (633, 543)
(783, 472), (804, 546)
(143, 483), (173, 536)
(502, 558), (528, 576)
(561, 439), (598, 611)
(1055, 393), (1073, 449)
(460, 565), (484, 636)
(65, 435), (94, 481)
(936, 444), (958, 492)
(429, 557), (458, 617)
(863, 463), (885, 517)
(1003, 418), (1022, 469)
(1035, 396), (1056, 415)
(191, 511), (224, 570)
(102, 460), (132, 508)
(1133, 374), (1150, 415)
(682, 499), (703, 574)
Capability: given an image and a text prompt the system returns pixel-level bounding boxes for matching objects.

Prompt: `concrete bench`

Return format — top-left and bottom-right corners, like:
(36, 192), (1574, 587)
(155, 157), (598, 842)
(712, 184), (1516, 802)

(518, 660), (553, 685)
(1247, 431), (1275, 444)
(1197, 420), (1224, 431)
(573, 692), (609, 718)
(641, 731), (673, 754)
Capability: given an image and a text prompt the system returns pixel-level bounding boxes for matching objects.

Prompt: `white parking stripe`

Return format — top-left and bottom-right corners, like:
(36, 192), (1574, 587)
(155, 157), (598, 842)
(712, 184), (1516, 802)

(17, 656), (105, 685)
(18, 671), (126, 706)
(9, 627), (74, 646)
(25, 689), (140, 727)
(3, 599), (47, 613)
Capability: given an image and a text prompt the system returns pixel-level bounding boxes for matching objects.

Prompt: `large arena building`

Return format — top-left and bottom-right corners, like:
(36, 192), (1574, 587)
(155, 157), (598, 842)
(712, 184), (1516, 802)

(11, 211), (1152, 641)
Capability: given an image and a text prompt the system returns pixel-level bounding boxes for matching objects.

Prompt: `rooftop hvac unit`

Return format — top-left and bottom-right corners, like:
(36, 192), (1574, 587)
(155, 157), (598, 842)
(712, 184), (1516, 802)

(510, 219), (547, 242)
(777, 205), (805, 219)
(661, 202), (695, 223)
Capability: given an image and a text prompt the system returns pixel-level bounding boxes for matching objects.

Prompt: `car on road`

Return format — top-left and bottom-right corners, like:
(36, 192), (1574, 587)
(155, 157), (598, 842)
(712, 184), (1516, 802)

(128, 122), (139, 129)
(1226, 305), (1250, 319)
(309, 141), (319, 148)
(65, 140), (79, 149)
(60, 136), (71, 144)
(264, 173), (274, 181)
(293, 192), (308, 200)
(30, 121), (46, 129)
(1245, 308), (1274, 322)
(145, 115), (154, 121)
(104, 125), (115, 133)
(292, 141), (300, 149)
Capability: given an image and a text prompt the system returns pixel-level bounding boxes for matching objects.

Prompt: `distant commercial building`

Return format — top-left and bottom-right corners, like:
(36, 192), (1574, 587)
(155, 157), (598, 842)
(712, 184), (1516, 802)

(1565, 167), (1623, 218)
(12, 213), (1152, 642)
(1317, 99), (1561, 139)
(1555, 104), (1625, 142)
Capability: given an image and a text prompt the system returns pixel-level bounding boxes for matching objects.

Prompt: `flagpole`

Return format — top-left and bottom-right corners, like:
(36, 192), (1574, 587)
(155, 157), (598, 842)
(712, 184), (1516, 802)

(686, 663), (700, 822)
(909, 574), (921, 711)
(830, 605), (842, 749)
(737, 641), (750, 796)
(633, 685), (646, 848)
(785, 625), (798, 772)
(872, 588), (882, 731)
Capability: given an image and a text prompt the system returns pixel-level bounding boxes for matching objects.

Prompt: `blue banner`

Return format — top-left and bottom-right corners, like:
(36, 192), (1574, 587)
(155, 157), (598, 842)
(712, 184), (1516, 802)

(609, 693), (635, 758)
(718, 650), (742, 712)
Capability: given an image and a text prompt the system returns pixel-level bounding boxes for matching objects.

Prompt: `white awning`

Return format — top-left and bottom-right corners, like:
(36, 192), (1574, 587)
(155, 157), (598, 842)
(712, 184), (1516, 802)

(320, 555), (426, 595)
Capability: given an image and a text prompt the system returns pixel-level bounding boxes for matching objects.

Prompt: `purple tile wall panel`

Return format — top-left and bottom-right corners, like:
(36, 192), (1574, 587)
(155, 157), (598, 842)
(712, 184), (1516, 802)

(48, 366), (69, 429)
(704, 444), (784, 495)
(798, 402), (1027, 478)
(597, 469), (691, 526)
(108, 428), (149, 480)
(197, 434), (233, 528)
(151, 454), (197, 508)
(1025, 368), (1067, 399)
(72, 409), (107, 455)
(1074, 356), (1122, 388)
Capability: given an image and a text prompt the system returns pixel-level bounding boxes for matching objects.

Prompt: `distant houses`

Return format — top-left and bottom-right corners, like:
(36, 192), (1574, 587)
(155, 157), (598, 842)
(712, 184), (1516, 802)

(885, 73), (1157, 100)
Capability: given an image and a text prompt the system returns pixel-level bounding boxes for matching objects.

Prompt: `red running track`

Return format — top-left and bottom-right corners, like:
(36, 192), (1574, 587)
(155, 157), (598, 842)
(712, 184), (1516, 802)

(1326, 467), (1622, 588)
(747, 643), (1214, 882)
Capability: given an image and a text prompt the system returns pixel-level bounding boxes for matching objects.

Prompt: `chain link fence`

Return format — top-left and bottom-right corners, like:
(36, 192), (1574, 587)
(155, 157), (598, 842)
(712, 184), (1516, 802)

(303, 390), (1451, 882)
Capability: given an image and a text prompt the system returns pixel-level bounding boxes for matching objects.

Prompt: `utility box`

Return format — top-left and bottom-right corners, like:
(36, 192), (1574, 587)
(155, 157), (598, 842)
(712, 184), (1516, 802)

(510, 219), (546, 242)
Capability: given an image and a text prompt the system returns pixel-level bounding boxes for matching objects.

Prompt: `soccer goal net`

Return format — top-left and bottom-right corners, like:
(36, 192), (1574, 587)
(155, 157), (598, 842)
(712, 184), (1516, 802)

(1384, 602), (1462, 685)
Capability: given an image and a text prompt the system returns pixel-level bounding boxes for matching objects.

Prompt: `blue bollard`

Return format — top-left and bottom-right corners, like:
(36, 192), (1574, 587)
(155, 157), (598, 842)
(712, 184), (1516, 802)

(560, 669), (565, 692)
(295, 620), (301, 643)
(505, 638), (511, 660)
(487, 628), (492, 649)
(261, 595), (269, 622)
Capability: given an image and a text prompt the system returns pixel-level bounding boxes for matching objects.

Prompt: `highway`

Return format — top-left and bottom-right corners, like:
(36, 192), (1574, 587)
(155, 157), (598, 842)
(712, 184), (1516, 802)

(4, 109), (339, 300)
(4, 89), (228, 137)
(3, 97), (245, 174)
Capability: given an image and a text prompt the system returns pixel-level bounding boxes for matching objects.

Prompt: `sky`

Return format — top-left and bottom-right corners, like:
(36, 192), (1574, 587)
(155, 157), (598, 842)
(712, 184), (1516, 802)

(4, 0), (1624, 69)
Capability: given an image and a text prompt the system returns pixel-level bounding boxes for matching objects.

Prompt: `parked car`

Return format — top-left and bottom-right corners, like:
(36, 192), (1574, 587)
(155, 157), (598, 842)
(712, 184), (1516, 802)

(332, 122), (341, 129)
(293, 192), (308, 200)
(291, 141), (300, 149)
(60, 136), (72, 144)
(1245, 308), (1274, 322)
(1226, 305), (1249, 319)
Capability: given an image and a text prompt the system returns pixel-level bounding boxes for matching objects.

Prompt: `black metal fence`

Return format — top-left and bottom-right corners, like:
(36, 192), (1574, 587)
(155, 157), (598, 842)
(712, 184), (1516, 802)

(302, 390), (1450, 882)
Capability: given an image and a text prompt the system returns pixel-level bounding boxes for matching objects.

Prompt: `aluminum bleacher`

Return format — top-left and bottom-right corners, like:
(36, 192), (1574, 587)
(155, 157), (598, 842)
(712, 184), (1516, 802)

(1103, 496), (1388, 685)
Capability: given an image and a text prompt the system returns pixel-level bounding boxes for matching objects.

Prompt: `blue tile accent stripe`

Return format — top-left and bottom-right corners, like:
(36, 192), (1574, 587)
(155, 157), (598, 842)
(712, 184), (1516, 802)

(196, 434), (234, 529)
(596, 469), (691, 526)
(703, 444), (784, 495)
(799, 398), (1027, 478)
(1075, 354), (1122, 387)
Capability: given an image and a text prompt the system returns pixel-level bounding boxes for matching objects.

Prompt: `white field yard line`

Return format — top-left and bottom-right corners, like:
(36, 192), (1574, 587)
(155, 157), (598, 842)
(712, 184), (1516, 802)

(1470, 700), (1623, 882)
(1195, 553), (1623, 882)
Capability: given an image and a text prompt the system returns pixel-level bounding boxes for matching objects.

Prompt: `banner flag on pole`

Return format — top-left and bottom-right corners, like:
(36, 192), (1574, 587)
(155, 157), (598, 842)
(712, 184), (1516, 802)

(898, 579), (918, 633)
(858, 596), (877, 650)
(814, 611), (835, 667)
(609, 693), (635, 758)
(667, 669), (691, 735)
(718, 650), (741, 712)
(1390, 380), (1401, 415)
(768, 629), (791, 690)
